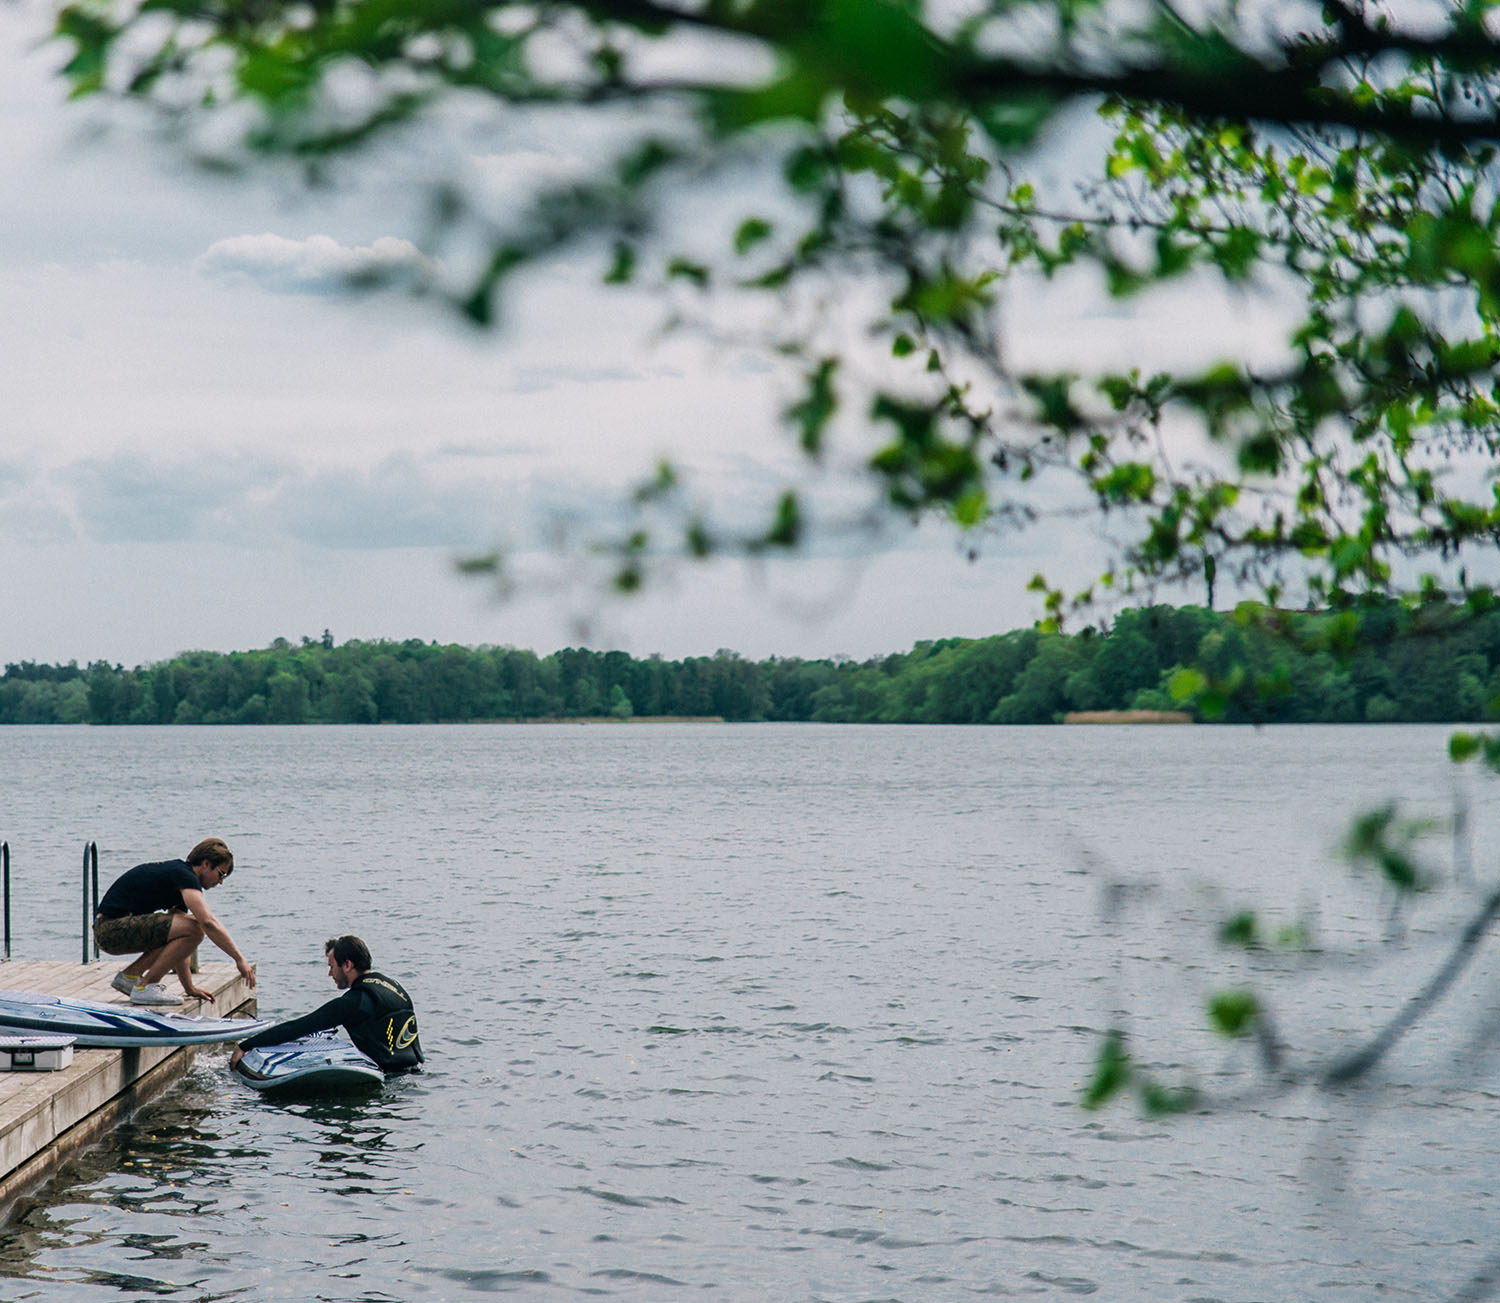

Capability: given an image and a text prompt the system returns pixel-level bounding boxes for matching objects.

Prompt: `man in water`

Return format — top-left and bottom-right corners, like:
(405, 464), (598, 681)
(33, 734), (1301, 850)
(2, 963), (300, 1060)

(93, 837), (257, 1006)
(230, 935), (423, 1073)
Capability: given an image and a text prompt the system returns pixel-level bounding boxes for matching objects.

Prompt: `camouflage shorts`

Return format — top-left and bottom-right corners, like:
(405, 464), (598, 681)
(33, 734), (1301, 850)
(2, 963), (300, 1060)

(93, 912), (174, 955)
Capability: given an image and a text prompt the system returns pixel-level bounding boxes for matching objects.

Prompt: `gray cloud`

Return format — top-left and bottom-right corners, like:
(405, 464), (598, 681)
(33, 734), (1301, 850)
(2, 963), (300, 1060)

(267, 454), (502, 549)
(32, 444), (999, 564)
(0, 461), (77, 541)
(193, 233), (432, 296)
(0, 501), (76, 544)
(61, 452), (285, 542)
(52, 450), (503, 550)
(436, 440), (549, 460)
(0, 460), (29, 497)
(510, 364), (643, 394)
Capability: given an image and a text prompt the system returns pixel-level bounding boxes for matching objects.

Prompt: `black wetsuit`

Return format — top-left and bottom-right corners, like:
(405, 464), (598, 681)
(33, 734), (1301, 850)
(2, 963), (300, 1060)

(237, 972), (423, 1072)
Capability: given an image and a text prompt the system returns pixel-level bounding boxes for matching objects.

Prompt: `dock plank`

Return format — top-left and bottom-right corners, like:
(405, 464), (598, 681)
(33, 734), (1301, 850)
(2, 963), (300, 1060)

(0, 962), (257, 1219)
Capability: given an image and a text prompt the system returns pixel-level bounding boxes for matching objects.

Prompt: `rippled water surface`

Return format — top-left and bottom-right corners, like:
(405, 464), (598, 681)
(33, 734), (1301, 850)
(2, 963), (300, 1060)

(0, 722), (1496, 1301)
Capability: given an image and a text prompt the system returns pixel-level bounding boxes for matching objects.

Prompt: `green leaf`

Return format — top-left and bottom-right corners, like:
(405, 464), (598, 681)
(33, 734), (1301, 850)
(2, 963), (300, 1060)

(1169, 666), (1206, 703)
(710, 70), (828, 132)
(786, 359), (838, 456)
(1273, 923), (1313, 951)
(1218, 911), (1259, 947)
(1093, 462), (1156, 502)
(1022, 375), (1083, 431)
(458, 244), (527, 327)
(733, 218), (774, 255)
(238, 47), (313, 102)
(1450, 731), (1482, 763)
(1081, 1028), (1131, 1110)
(1196, 688), (1229, 720)
(821, 0), (948, 100)
(1141, 1081), (1201, 1116)
(666, 259), (710, 288)
(632, 459), (677, 503)
(454, 552), (500, 575)
(1207, 989), (1260, 1038)
(1234, 430), (1282, 472)
(763, 491), (802, 548)
(54, 5), (117, 98)
(1343, 804), (1424, 892)
(951, 487), (987, 528)
(604, 242), (636, 285)
(976, 91), (1059, 148)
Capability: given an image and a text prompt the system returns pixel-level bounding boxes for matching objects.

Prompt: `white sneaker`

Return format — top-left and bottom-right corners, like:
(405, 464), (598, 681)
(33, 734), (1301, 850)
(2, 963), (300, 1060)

(111, 971), (140, 995)
(129, 982), (181, 1006)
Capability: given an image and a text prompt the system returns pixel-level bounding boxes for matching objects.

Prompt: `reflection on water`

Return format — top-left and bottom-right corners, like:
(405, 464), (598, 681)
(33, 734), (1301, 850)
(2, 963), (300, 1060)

(0, 724), (1493, 1299)
(1, 1062), (428, 1298)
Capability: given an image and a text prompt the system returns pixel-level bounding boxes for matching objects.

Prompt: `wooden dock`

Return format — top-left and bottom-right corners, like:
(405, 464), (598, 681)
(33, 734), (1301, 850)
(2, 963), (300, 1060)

(0, 961), (257, 1218)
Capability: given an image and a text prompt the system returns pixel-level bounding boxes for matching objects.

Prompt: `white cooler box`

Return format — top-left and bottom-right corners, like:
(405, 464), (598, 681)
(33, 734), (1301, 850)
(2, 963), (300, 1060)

(0, 1035), (76, 1071)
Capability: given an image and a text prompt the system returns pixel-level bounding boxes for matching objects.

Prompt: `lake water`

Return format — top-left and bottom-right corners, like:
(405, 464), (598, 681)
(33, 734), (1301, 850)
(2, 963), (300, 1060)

(0, 722), (1495, 1301)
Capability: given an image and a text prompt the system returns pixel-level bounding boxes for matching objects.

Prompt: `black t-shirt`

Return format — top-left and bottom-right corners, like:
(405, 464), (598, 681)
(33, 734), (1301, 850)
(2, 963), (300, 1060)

(96, 860), (199, 919)
(237, 972), (424, 1072)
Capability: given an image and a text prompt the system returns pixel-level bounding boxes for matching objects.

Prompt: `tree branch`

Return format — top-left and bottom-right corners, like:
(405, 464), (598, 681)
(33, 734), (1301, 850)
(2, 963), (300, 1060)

(1322, 884), (1500, 1085)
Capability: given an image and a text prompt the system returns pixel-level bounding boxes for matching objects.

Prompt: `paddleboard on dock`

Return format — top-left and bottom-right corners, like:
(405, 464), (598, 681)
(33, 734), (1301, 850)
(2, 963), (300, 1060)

(0, 989), (271, 1048)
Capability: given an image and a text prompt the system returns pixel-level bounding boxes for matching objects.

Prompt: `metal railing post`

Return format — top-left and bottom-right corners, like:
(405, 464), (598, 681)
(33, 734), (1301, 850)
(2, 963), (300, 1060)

(1, 841), (8, 961)
(82, 841), (98, 963)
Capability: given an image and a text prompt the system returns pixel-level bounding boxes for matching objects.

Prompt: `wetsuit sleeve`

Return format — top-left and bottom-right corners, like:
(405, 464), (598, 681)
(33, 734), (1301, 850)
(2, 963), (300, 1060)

(236, 990), (360, 1051)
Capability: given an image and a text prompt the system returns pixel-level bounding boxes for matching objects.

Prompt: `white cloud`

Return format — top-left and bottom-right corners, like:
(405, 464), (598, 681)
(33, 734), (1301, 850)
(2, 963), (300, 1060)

(194, 232), (433, 295)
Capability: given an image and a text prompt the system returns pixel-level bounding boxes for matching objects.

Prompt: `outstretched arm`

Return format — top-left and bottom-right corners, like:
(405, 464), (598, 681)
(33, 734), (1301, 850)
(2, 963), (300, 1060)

(231, 990), (361, 1068)
(181, 888), (256, 989)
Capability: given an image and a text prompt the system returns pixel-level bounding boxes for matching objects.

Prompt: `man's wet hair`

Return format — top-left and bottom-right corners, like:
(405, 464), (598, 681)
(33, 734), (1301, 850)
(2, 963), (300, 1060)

(325, 935), (371, 971)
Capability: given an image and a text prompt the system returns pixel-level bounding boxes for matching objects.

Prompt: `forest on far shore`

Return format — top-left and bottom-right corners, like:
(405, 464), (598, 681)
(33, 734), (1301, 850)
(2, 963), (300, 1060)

(0, 602), (1494, 731)
(1, 600), (1496, 727)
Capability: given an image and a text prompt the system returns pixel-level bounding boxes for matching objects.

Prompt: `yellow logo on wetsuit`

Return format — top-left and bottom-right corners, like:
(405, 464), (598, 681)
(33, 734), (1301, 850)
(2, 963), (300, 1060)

(392, 1015), (418, 1050)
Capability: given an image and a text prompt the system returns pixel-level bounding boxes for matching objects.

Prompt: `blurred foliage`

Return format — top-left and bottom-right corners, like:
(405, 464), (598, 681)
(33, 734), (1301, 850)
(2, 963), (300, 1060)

(1342, 802), (1435, 892)
(1207, 988), (1260, 1038)
(45, 0), (1500, 609)
(1081, 1027), (1132, 1111)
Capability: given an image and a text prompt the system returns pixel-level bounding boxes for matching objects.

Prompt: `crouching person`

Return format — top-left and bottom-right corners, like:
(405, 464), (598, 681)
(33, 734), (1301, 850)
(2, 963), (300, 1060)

(231, 935), (423, 1073)
(93, 837), (257, 1006)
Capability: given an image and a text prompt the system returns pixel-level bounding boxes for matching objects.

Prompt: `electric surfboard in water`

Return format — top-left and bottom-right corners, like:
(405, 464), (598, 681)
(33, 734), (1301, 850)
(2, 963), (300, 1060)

(0, 989), (272, 1048)
(233, 1032), (384, 1093)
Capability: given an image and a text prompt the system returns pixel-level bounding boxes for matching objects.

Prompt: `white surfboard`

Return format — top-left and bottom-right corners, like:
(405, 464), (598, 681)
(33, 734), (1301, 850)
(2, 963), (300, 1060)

(234, 1031), (384, 1092)
(0, 988), (271, 1048)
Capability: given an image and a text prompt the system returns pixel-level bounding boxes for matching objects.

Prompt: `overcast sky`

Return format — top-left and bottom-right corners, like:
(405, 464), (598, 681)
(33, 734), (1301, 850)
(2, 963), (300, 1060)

(0, 4), (1293, 671)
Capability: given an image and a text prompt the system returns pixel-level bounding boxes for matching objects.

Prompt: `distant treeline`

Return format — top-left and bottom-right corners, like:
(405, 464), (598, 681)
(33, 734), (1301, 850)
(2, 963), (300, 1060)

(2, 601), (1498, 725)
